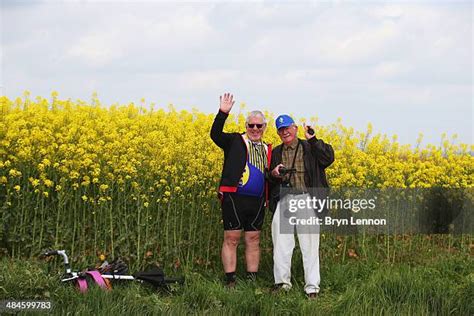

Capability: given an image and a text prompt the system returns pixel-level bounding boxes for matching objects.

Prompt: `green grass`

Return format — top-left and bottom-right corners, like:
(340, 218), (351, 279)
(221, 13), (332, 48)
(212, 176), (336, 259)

(1, 238), (473, 315)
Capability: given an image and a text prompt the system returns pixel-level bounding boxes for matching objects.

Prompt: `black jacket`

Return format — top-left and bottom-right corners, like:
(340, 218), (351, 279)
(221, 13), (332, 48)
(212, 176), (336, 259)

(269, 137), (335, 213)
(210, 110), (249, 192)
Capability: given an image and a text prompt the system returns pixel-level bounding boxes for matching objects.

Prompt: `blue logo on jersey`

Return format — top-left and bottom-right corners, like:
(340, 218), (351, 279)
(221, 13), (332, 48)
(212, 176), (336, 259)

(236, 162), (265, 197)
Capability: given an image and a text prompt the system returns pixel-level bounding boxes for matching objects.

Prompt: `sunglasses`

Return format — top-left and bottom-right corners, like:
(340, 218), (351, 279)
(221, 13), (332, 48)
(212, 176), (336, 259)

(247, 124), (265, 129)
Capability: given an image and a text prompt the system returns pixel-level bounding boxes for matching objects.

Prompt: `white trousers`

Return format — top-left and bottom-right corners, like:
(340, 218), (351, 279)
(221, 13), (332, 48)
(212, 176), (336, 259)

(272, 193), (320, 294)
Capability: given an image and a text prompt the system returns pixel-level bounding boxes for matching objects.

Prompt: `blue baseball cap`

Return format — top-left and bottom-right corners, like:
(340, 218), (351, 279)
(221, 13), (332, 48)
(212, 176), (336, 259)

(275, 114), (295, 130)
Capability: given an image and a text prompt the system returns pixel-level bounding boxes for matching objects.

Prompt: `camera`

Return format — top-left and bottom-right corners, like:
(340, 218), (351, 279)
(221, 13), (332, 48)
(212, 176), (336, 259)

(279, 166), (297, 176)
(279, 166), (297, 189)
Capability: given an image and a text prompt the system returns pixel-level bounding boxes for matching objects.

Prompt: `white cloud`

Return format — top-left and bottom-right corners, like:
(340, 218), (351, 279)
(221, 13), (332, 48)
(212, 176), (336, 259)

(65, 4), (216, 67)
(373, 61), (411, 79)
(368, 4), (405, 19)
(2, 1), (472, 144)
(68, 33), (124, 66)
(177, 70), (241, 90)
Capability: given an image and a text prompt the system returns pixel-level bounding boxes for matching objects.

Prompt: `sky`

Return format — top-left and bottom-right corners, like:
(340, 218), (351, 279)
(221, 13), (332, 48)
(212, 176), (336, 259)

(1, 0), (472, 145)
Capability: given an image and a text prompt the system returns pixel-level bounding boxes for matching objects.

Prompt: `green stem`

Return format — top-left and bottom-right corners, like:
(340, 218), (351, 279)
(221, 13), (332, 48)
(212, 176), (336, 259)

(109, 202), (114, 258)
(54, 192), (62, 248)
(32, 205), (38, 254)
(341, 236), (347, 263)
(38, 195), (45, 253)
(137, 200), (141, 265)
(71, 192), (77, 257)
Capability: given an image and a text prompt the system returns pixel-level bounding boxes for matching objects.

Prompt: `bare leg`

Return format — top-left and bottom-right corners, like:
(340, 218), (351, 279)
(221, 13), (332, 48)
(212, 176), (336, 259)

(222, 230), (241, 272)
(244, 231), (261, 272)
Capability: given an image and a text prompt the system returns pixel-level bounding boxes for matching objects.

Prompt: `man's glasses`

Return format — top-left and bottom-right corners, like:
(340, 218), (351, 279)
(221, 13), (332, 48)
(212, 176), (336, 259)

(247, 124), (265, 129)
(277, 126), (293, 134)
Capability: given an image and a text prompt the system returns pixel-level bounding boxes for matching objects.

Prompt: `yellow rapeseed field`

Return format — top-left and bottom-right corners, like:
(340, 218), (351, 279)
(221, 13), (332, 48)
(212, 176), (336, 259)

(0, 92), (472, 263)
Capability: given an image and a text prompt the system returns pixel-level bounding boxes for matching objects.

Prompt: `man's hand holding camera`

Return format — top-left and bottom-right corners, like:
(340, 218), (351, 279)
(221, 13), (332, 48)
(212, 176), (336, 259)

(303, 123), (315, 140)
(271, 164), (285, 178)
(271, 165), (297, 178)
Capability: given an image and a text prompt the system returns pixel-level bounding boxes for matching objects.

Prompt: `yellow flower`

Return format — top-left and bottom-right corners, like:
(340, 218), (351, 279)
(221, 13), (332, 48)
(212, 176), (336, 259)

(29, 177), (40, 187)
(9, 169), (22, 177)
(14, 185), (21, 192)
(0, 92), (471, 217)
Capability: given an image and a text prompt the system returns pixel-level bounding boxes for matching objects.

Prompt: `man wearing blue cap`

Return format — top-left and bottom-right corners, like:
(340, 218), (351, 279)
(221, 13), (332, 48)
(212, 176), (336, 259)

(269, 114), (334, 299)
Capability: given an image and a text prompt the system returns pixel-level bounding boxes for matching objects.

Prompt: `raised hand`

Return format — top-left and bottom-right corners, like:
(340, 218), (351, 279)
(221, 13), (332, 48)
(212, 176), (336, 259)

(219, 93), (235, 114)
(303, 123), (315, 140)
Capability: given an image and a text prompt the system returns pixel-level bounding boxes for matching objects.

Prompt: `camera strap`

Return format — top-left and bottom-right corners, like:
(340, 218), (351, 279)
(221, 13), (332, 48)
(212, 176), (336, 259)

(287, 140), (300, 185)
